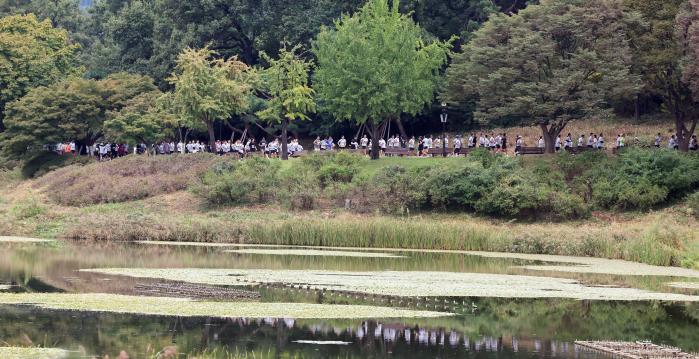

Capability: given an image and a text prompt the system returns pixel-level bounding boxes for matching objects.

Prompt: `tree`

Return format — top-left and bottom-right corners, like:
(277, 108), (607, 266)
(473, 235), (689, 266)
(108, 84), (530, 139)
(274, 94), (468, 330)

(0, 14), (79, 131)
(0, 73), (157, 159)
(674, 0), (699, 150)
(257, 45), (315, 160)
(313, 0), (451, 159)
(103, 91), (169, 147)
(624, 0), (696, 151)
(168, 47), (254, 151)
(443, 0), (640, 153)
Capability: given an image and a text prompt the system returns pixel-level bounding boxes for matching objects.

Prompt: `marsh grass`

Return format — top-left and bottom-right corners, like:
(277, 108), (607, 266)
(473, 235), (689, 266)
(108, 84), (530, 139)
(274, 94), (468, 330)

(57, 201), (699, 268)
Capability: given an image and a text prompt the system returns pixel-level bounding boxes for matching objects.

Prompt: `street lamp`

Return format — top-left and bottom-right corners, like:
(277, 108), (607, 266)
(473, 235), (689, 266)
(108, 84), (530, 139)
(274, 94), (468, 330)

(440, 102), (448, 157)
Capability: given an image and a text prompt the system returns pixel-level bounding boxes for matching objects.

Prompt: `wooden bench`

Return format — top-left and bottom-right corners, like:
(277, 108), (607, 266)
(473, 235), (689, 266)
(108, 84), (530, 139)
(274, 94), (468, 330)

(517, 147), (545, 155)
(384, 148), (412, 157)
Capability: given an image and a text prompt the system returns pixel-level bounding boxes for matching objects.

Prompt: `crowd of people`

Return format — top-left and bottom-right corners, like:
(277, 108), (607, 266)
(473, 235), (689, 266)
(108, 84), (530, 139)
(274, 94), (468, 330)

(49, 131), (698, 161)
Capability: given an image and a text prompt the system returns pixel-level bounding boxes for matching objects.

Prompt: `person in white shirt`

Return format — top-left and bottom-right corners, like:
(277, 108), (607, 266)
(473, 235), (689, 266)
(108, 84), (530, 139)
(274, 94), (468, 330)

(453, 136), (462, 156)
(489, 135), (496, 150)
(515, 135), (523, 155)
(408, 137), (416, 152)
(577, 135), (584, 147)
(537, 137), (545, 149)
(564, 134), (573, 149)
(668, 135), (677, 149)
(378, 138), (387, 155)
(468, 134), (475, 148)
(338, 136), (347, 149)
(597, 134), (605, 149)
(587, 133), (594, 148)
(433, 137), (442, 149)
(69, 141), (76, 156)
(360, 135), (369, 150)
(350, 138), (358, 150)
(689, 135), (697, 150)
(654, 133), (662, 148)
(554, 136), (561, 151)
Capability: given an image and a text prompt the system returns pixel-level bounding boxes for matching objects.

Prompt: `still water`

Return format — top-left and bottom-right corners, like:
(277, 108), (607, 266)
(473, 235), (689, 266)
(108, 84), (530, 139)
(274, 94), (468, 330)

(0, 241), (697, 358)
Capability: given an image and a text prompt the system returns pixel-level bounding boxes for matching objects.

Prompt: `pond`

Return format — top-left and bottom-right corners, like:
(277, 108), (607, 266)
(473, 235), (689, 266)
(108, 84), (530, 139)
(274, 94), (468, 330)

(0, 240), (698, 358)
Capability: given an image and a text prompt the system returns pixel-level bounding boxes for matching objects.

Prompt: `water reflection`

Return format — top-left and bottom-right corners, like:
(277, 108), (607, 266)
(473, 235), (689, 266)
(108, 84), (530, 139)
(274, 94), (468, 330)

(1, 241), (698, 357)
(0, 306), (608, 358)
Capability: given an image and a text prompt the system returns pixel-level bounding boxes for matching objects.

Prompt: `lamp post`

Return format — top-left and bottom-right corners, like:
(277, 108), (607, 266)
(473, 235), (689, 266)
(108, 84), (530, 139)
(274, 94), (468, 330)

(440, 102), (448, 158)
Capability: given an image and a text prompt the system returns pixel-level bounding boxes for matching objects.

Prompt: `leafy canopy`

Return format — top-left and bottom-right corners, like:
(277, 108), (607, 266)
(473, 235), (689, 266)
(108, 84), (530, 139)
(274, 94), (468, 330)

(257, 45), (316, 124)
(168, 47), (254, 128)
(312, 0), (452, 124)
(443, 0), (640, 143)
(1, 73), (157, 159)
(0, 13), (79, 129)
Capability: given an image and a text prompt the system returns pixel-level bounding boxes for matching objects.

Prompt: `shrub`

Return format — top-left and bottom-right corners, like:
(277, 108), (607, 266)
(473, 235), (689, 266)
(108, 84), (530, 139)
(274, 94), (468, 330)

(688, 191), (699, 219)
(583, 148), (699, 210)
(194, 157), (281, 206)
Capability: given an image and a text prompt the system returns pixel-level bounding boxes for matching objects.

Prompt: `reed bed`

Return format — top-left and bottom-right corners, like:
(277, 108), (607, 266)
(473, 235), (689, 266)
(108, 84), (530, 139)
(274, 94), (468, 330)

(61, 205), (698, 268)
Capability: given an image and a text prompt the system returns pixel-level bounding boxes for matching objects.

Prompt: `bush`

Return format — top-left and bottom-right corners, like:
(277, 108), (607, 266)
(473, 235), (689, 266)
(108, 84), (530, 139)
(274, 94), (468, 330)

(583, 148), (699, 210)
(688, 191), (699, 219)
(194, 157), (281, 206)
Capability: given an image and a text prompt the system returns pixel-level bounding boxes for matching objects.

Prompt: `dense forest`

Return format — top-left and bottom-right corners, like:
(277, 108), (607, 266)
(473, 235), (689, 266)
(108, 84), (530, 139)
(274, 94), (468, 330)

(0, 0), (698, 161)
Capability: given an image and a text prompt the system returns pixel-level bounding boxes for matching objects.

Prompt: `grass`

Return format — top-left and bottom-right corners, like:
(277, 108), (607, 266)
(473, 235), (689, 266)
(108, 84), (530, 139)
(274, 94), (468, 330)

(82, 268), (699, 301)
(0, 293), (450, 319)
(35, 153), (218, 206)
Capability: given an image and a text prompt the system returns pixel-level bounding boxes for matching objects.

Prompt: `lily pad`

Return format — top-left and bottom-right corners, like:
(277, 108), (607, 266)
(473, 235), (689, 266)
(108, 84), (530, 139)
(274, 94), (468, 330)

(0, 293), (451, 319)
(0, 347), (67, 359)
(225, 249), (404, 258)
(82, 268), (699, 302)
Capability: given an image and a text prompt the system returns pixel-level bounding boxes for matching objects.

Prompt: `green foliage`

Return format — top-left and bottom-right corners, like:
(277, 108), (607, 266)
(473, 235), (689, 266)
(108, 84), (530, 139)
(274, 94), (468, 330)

(168, 47), (255, 149)
(313, 0), (451, 158)
(0, 13), (79, 129)
(443, 0), (640, 152)
(364, 153), (588, 220)
(582, 148), (699, 210)
(625, 0), (697, 150)
(0, 73), (158, 160)
(257, 45), (315, 160)
(686, 191), (699, 219)
(194, 157), (282, 206)
(104, 91), (169, 145)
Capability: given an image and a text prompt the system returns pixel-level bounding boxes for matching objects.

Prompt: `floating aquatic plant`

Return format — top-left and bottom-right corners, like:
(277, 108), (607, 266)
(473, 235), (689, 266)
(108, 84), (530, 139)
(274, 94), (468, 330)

(82, 268), (699, 301)
(0, 347), (67, 359)
(0, 293), (450, 319)
(0, 236), (54, 243)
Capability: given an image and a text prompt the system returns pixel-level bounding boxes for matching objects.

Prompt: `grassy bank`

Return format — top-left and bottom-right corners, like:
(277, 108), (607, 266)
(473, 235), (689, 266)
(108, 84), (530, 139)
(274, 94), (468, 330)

(1, 151), (698, 269)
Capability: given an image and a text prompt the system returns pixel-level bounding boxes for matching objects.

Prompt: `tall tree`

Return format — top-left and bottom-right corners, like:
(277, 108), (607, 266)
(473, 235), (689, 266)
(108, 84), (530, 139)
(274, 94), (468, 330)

(313, 0), (451, 160)
(624, 0), (696, 151)
(443, 0), (640, 153)
(168, 47), (254, 151)
(674, 0), (699, 150)
(257, 45), (315, 160)
(0, 14), (79, 131)
(0, 73), (157, 159)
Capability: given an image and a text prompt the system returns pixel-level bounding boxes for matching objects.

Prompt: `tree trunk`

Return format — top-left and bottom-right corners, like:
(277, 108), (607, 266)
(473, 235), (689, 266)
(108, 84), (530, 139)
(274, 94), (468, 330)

(281, 118), (289, 160)
(206, 119), (216, 153)
(675, 117), (697, 152)
(539, 123), (560, 154)
(395, 117), (408, 141)
(368, 119), (381, 160)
